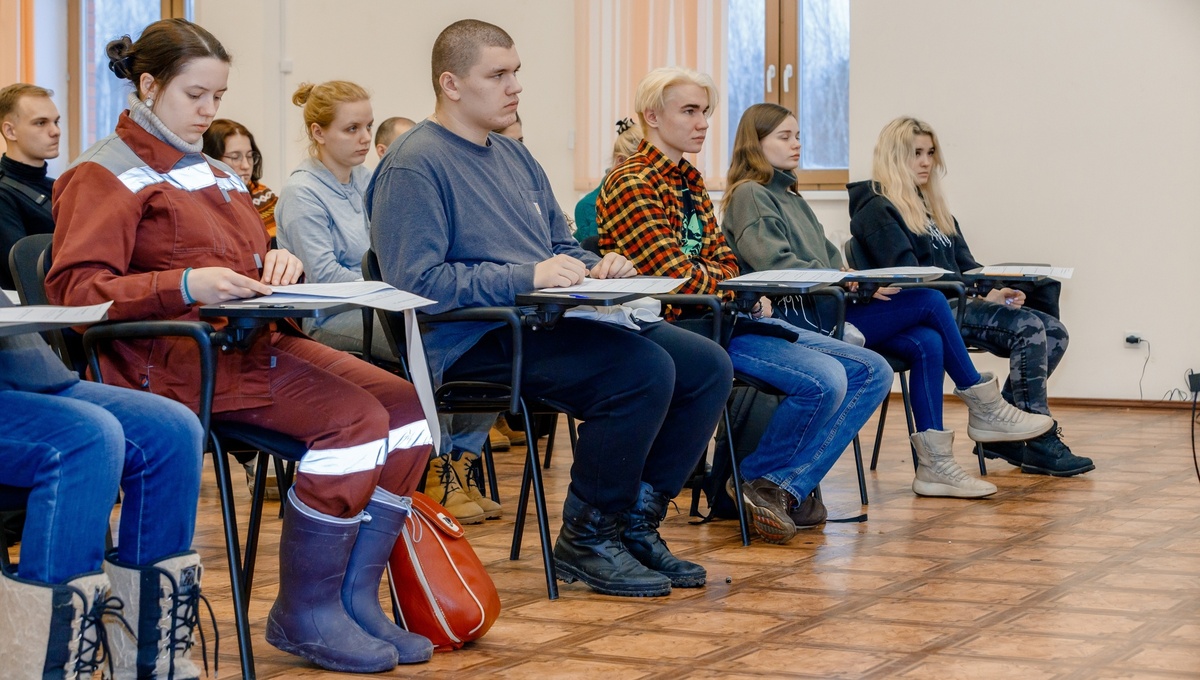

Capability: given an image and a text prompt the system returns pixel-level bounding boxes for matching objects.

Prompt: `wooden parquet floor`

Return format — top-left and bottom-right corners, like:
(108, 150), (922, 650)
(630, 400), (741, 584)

(155, 402), (1200, 677)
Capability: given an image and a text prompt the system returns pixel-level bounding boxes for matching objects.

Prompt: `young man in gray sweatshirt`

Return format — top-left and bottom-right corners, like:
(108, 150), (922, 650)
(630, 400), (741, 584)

(367, 19), (732, 598)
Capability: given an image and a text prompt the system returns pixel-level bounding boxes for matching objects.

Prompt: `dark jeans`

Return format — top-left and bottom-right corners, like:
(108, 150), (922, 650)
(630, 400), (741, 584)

(957, 299), (1068, 416)
(446, 318), (732, 513)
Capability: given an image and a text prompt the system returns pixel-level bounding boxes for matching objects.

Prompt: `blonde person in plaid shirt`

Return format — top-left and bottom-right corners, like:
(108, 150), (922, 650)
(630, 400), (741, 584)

(597, 67), (893, 544)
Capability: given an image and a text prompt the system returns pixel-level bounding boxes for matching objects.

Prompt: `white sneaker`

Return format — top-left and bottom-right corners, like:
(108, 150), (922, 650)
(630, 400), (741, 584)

(911, 430), (997, 498)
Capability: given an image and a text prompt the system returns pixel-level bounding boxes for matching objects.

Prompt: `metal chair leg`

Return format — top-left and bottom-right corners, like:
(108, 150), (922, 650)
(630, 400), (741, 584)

(509, 407), (558, 599)
(543, 415), (557, 469)
(723, 407), (751, 546)
(208, 434), (256, 679)
(482, 439), (501, 503)
(899, 373), (918, 470)
(852, 435), (868, 505)
(869, 395), (890, 470)
(975, 441), (988, 476)
(242, 450), (271, 600)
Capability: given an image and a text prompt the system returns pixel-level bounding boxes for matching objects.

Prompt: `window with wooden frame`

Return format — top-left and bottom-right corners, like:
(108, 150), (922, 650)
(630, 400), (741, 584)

(0, 0), (37, 88)
(576, 0), (848, 193)
(66, 0), (191, 159)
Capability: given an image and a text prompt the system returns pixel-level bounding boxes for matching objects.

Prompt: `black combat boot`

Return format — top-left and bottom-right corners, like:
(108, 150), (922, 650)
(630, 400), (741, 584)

(1020, 423), (1094, 477)
(620, 482), (706, 588)
(553, 489), (672, 597)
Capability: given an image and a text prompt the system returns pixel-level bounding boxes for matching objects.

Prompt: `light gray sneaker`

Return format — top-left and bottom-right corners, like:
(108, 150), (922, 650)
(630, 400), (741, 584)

(954, 373), (1054, 443)
(911, 429), (997, 499)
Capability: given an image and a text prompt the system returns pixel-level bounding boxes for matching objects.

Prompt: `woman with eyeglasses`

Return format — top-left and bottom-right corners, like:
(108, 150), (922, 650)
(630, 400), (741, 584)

(203, 118), (277, 238)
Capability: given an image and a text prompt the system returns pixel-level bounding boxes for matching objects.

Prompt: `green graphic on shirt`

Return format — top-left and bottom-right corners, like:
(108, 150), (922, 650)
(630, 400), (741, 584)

(680, 210), (703, 256)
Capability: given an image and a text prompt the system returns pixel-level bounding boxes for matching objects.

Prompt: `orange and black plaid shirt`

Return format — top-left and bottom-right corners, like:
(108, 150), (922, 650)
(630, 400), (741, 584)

(596, 140), (739, 300)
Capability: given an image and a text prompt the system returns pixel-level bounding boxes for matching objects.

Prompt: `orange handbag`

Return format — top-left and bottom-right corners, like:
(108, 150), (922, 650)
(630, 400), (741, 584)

(387, 491), (501, 651)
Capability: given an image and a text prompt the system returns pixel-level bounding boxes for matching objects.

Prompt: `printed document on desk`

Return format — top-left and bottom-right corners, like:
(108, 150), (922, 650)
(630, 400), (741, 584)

(226, 281), (436, 312)
(978, 266), (1073, 279)
(725, 270), (847, 284)
(845, 266), (950, 279)
(535, 277), (684, 295)
(0, 300), (112, 324)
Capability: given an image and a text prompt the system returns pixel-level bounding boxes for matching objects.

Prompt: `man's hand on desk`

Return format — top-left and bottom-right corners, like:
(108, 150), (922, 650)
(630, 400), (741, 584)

(534, 254), (589, 288)
(589, 252), (636, 280)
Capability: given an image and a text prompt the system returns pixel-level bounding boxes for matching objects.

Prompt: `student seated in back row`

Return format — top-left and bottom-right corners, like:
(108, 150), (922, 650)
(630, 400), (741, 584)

(369, 19), (733, 597)
(596, 67), (893, 543)
(720, 103), (1058, 501)
(202, 118), (278, 239)
(46, 19), (434, 673)
(0, 83), (59, 290)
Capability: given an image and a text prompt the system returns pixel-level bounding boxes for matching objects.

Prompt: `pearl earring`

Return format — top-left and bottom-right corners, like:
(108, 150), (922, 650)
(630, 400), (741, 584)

(145, 97), (154, 108)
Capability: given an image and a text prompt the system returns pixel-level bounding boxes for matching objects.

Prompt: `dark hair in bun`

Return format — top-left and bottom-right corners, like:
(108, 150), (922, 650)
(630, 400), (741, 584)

(105, 18), (231, 97)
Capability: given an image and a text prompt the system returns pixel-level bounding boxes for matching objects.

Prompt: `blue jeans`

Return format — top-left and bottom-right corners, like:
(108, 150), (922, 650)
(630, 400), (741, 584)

(437, 412), (495, 459)
(0, 381), (203, 583)
(729, 318), (892, 501)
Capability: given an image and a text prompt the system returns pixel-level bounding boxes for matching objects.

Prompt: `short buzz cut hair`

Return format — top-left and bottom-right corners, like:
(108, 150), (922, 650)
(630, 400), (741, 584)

(430, 19), (514, 98)
(634, 66), (718, 136)
(0, 83), (54, 123)
(375, 116), (416, 149)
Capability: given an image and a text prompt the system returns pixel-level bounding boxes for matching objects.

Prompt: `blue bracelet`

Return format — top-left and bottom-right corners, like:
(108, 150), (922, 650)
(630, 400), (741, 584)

(181, 267), (194, 305)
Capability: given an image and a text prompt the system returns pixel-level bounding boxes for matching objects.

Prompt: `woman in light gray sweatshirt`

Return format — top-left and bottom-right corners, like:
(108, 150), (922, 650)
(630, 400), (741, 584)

(276, 80), (389, 357)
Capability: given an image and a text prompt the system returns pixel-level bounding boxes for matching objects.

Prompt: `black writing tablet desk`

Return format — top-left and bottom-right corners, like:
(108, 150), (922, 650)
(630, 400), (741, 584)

(515, 290), (648, 330)
(201, 300), (359, 349)
(717, 279), (832, 313)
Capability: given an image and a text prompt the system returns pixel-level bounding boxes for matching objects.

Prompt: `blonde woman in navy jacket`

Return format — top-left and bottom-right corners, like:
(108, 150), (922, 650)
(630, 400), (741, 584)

(849, 116), (1091, 477)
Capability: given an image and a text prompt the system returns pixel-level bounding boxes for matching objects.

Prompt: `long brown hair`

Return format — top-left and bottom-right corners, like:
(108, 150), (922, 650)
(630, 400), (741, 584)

(723, 103), (797, 216)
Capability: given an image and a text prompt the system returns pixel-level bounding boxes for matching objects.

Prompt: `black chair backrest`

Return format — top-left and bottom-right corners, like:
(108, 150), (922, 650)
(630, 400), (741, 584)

(9, 235), (88, 373)
(8, 232), (54, 305)
(360, 249), (411, 378)
(579, 235), (601, 256)
(843, 235), (872, 270)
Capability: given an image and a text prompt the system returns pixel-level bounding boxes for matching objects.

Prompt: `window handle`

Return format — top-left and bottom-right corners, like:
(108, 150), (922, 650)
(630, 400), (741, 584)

(783, 64), (794, 93)
(766, 64), (776, 93)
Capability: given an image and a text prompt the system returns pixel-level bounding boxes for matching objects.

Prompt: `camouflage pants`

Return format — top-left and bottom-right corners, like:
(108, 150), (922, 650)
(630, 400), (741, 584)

(955, 299), (1069, 416)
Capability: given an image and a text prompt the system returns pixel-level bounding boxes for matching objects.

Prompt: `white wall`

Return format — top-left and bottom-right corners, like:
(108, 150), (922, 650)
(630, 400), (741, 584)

(195, 0), (1200, 401)
(194, 0), (576, 209)
(850, 0), (1200, 400)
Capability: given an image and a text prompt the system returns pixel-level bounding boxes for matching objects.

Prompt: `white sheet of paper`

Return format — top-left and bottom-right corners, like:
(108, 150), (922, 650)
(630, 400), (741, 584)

(268, 281), (394, 298)
(979, 266), (1073, 279)
(221, 288), (435, 313)
(846, 266), (951, 278)
(0, 300), (112, 324)
(3, 290), (19, 304)
(536, 277), (682, 295)
(725, 269), (847, 284)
